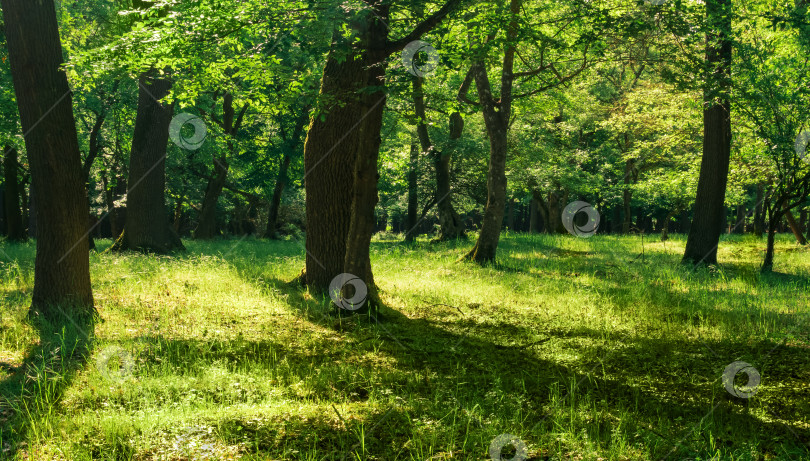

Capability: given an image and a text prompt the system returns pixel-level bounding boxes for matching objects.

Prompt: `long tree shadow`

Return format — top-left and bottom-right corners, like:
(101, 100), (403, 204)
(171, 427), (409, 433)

(0, 311), (95, 458)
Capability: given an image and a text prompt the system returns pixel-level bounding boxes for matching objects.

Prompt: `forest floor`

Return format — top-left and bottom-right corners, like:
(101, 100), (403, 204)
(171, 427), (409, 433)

(0, 233), (809, 460)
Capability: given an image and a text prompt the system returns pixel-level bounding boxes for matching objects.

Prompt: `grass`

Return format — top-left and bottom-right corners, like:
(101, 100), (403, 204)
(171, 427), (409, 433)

(0, 232), (809, 460)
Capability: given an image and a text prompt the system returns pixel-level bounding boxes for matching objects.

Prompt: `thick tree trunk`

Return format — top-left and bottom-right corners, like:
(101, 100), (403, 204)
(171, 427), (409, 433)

(2, 0), (94, 314)
(265, 153), (291, 239)
(3, 145), (26, 241)
(405, 142), (418, 242)
(303, 17), (387, 303)
(112, 72), (184, 253)
(683, 0), (732, 265)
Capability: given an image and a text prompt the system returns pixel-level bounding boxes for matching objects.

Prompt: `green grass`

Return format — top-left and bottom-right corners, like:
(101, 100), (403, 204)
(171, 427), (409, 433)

(1, 233), (809, 460)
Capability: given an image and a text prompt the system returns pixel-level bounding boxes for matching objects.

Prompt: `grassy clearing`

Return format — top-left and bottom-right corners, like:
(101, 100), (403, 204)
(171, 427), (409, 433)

(0, 233), (809, 460)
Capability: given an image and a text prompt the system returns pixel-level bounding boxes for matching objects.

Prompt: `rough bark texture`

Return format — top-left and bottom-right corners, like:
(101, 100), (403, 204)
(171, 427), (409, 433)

(683, 0), (732, 265)
(2, 0), (94, 314)
(302, 0), (461, 310)
(3, 145), (26, 241)
(112, 72), (184, 253)
(303, 14), (387, 302)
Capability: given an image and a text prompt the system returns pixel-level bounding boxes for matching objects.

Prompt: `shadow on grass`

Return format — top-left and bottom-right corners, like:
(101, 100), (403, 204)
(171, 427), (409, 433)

(0, 311), (95, 458)
(214, 270), (810, 459)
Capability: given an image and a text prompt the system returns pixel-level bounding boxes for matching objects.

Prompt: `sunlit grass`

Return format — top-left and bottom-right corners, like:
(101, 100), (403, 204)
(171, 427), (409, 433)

(1, 233), (808, 460)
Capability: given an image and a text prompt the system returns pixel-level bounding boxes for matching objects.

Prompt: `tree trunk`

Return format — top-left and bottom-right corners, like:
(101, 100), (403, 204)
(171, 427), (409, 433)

(733, 204), (745, 233)
(529, 197), (542, 233)
(302, 16), (387, 302)
(101, 170), (119, 239)
(195, 92), (245, 239)
(660, 209), (679, 241)
(784, 206), (807, 245)
(194, 155), (228, 239)
(111, 71), (184, 253)
(682, 0), (732, 265)
(754, 184), (764, 237)
(762, 208), (778, 272)
(464, 80), (508, 262)
(2, 0), (94, 314)
(3, 145), (26, 241)
(266, 153), (291, 239)
(412, 76), (465, 242)
(463, 0), (519, 264)
(622, 160), (634, 234)
(405, 141), (419, 242)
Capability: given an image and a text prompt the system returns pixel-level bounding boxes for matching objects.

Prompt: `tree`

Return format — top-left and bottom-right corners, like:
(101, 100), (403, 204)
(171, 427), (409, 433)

(1, 0), (94, 314)
(302, 0), (462, 309)
(461, 0), (589, 263)
(682, 0), (733, 266)
(111, 71), (185, 253)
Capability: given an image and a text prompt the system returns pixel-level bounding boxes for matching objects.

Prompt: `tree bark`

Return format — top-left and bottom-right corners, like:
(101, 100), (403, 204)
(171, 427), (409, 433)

(195, 92), (247, 239)
(529, 197), (543, 233)
(683, 0), (732, 265)
(2, 0), (94, 314)
(404, 141), (419, 242)
(301, 0), (462, 308)
(463, 0), (521, 263)
(463, 61), (508, 263)
(754, 184), (764, 237)
(411, 77), (465, 242)
(3, 145), (26, 241)
(762, 207), (779, 272)
(302, 16), (387, 302)
(784, 206), (807, 245)
(265, 153), (291, 239)
(111, 71), (184, 253)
